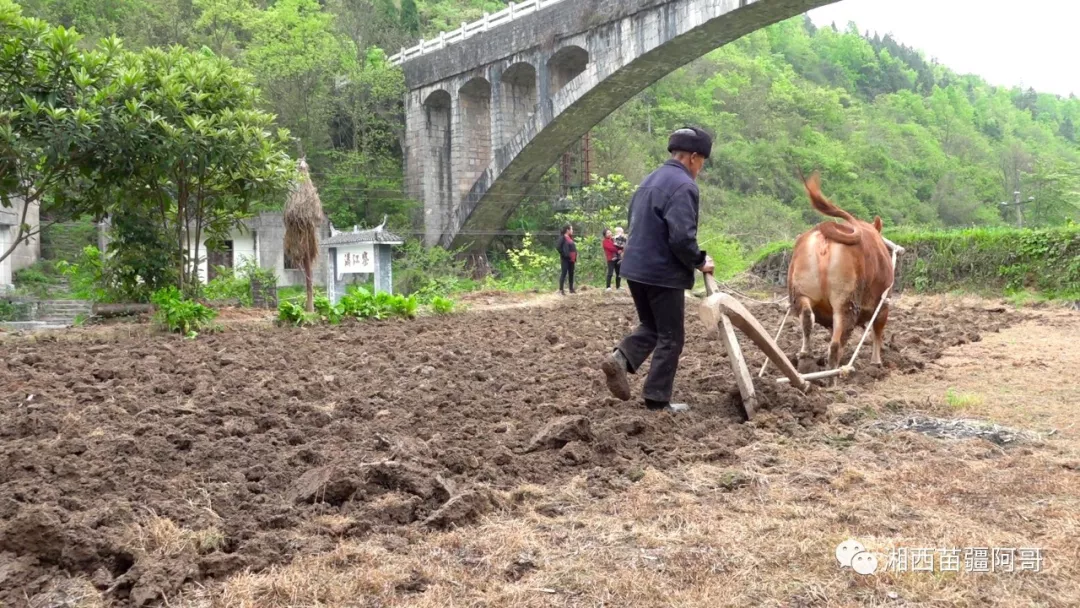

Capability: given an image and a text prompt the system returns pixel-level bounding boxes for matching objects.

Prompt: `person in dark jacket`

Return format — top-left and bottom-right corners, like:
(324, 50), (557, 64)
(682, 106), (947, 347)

(600, 127), (715, 413)
(556, 223), (577, 295)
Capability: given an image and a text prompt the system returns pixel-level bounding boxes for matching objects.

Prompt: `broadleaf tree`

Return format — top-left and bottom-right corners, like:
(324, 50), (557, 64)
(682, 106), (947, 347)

(0, 0), (124, 265)
(105, 45), (295, 293)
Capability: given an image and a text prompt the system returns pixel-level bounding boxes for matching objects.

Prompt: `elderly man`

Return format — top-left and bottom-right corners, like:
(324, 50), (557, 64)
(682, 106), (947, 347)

(601, 127), (715, 413)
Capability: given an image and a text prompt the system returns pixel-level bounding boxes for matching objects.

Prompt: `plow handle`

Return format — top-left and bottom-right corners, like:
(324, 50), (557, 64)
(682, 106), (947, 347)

(703, 272), (720, 296)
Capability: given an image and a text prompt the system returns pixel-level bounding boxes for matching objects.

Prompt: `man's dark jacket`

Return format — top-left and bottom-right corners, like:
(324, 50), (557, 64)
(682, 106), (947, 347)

(619, 159), (707, 290)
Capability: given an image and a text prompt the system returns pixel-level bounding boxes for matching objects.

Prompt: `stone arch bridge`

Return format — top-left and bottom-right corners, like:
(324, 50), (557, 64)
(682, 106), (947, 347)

(394, 0), (837, 253)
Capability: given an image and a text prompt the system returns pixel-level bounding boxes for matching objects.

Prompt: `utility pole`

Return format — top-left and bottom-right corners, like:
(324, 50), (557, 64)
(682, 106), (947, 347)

(1000, 190), (1035, 228)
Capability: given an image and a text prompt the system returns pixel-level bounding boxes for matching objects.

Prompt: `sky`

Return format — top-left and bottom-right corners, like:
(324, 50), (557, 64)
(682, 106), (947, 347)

(807, 0), (1079, 98)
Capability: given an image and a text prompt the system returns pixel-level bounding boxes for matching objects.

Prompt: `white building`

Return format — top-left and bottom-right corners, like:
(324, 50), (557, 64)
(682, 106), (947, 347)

(0, 198), (41, 292)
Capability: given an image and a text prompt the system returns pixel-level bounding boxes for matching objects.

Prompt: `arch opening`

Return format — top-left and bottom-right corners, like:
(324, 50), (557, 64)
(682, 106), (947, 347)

(458, 77), (493, 200)
(499, 62), (538, 147)
(547, 45), (589, 97)
(422, 90), (452, 245)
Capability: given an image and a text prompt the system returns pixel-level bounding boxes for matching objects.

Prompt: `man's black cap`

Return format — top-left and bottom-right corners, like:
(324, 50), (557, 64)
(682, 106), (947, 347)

(667, 126), (712, 159)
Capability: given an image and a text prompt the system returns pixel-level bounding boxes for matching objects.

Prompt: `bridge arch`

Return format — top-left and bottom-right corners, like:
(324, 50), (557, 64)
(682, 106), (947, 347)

(398, 0), (839, 251)
(547, 45), (589, 97)
(421, 90), (453, 238)
(457, 77), (494, 202)
(499, 62), (538, 148)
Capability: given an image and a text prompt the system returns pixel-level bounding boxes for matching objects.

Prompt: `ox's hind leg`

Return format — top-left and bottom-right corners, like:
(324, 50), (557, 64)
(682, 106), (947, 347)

(796, 296), (814, 357)
(871, 303), (889, 366)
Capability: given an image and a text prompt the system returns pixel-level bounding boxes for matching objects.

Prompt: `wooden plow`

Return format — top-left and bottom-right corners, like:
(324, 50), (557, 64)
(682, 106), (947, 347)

(698, 239), (904, 421)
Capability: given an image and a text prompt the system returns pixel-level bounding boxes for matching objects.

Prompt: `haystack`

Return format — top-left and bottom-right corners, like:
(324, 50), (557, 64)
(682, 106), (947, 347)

(284, 158), (324, 312)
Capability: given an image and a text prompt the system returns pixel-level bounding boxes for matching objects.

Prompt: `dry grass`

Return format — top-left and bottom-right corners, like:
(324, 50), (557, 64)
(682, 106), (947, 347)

(128, 514), (226, 558)
(210, 304), (1080, 608)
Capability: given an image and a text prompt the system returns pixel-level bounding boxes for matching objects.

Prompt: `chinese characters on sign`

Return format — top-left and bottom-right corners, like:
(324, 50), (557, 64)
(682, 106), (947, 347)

(343, 251), (370, 269)
(335, 243), (375, 278)
(885, 547), (1043, 573)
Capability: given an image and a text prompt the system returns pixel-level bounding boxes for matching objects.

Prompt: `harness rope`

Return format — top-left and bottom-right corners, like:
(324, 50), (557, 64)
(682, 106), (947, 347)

(772, 244), (902, 384)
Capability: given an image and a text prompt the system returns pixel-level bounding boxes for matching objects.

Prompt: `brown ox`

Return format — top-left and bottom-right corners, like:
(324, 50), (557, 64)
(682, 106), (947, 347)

(788, 172), (894, 373)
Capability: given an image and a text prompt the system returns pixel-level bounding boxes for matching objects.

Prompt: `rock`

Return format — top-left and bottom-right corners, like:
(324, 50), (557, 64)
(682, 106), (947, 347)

(559, 441), (592, 465)
(362, 492), (422, 525)
(422, 489), (500, 529)
(545, 333), (559, 345)
(364, 461), (441, 500)
(492, 446), (514, 466)
(525, 415), (593, 452)
(287, 466), (358, 505)
(609, 415), (647, 436)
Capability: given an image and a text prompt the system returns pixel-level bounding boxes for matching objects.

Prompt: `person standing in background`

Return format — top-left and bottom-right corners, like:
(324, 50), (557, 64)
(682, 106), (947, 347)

(602, 228), (622, 291)
(613, 227), (627, 289)
(556, 224), (577, 295)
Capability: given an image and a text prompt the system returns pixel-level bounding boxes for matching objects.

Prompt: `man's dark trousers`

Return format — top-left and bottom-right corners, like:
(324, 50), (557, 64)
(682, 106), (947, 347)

(616, 279), (685, 403)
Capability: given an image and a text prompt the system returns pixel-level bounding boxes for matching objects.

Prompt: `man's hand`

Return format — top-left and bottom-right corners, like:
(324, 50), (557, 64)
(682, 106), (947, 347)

(698, 255), (715, 274)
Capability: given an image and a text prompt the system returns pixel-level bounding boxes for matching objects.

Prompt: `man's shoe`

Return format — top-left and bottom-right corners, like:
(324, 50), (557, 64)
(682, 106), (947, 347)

(601, 351), (632, 401)
(645, 399), (690, 413)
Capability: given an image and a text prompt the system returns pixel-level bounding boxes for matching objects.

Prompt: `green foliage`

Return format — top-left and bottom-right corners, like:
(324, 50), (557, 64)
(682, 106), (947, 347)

(501, 233), (559, 290)
(279, 285), (424, 327)
(392, 240), (477, 302)
(313, 293), (343, 324)
(588, 16), (1080, 255)
(399, 0), (419, 34)
(0, 0), (125, 265)
(204, 258), (279, 306)
(12, 262), (62, 298)
(277, 299), (316, 326)
(338, 285), (417, 320)
(430, 296), (454, 314)
(40, 221), (98, 261)
(150, 286), (218, 337)
(104, 45), (296, 293)
(100, 209), (177, 302)
(56, 246), (109, 302)
(0, 298), (31, 322)
(204, 266), (251, 304)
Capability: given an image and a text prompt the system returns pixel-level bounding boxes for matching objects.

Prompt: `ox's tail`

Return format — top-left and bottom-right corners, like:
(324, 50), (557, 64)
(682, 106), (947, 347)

(800, 170), (860, 246)
(803, 171), (855, 223)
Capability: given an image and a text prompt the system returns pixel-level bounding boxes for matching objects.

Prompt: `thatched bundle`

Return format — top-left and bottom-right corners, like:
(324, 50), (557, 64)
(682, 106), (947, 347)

(284, 158), (323, 312)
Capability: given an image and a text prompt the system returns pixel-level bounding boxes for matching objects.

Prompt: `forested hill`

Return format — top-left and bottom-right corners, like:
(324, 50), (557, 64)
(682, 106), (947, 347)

(15, 0), (1080, 249)
(591, 18), (1080, 248)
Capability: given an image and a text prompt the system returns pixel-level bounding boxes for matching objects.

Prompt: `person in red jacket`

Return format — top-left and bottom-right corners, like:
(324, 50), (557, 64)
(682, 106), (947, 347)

(602, 228), (622, 291)
(556, 224), (577, 295)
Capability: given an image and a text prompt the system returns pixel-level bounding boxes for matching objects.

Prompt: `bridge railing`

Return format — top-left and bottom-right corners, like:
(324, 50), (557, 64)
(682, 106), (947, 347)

(389, 0), (568, 66)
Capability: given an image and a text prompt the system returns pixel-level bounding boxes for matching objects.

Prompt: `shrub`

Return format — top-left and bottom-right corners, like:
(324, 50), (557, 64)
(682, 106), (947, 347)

(313, 294), (342, 324)
(339, 286), (418, 320)
(430, 296), (454, 314)
(203, 266), (250, 305)
(151, 286), (218, 337)
(277, 299), (316, 326)
(393, 240), (477, 302)
(56, 246), (109, 302)
(204, 258), (279, 307)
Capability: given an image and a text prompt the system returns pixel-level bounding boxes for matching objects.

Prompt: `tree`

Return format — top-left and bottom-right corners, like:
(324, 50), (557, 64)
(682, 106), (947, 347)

(0, 0), (125, 266)
(400, 0), (419, 35)
(244, 0), (354, 151)
(107, 45), (295, 293)
(283, 158), (323, 312)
